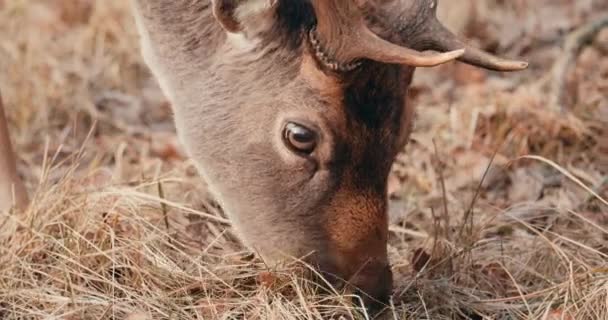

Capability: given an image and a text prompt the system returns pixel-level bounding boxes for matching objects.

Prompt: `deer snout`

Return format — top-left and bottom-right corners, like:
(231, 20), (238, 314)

(350, 260), (393, 310)
(317, 257), (392, 312)
(320, 190), (393, 309)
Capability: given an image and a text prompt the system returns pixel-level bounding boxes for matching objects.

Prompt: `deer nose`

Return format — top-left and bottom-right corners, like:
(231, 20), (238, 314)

(349, 262), (393, 311)
(317, 259), (393, 312)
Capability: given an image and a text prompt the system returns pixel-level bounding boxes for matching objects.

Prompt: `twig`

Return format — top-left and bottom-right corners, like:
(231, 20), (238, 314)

(0, 90), (29, 212)
(549, 14), (608, 112)
(157, 180), (170, 232)
(458, 146), (501, 242)
(432, 140), (451, 242)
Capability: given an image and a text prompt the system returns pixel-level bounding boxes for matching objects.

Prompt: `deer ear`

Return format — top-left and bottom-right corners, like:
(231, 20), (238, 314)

(212, 0), (277, 33)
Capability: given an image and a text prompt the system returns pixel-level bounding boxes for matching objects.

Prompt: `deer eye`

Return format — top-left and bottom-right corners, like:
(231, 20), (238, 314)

(283, 122), (317, 154)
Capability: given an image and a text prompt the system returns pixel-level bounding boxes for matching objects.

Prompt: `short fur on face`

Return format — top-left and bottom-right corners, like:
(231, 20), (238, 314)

(131, 0), (418, 304)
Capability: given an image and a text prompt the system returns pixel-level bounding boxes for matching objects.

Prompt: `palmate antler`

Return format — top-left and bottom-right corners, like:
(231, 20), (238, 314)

(309, 0), (528, 72)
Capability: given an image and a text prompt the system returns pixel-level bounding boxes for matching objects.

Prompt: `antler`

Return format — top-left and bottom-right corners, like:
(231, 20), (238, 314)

(364, 0), (529, 72)
(417, 4), (528, 71)
(308, 0), (465, 70)
(309, 0), (528, 72)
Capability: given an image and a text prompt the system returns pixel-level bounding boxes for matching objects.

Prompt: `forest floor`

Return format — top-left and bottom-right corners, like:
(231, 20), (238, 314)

(1, 0), (607, 319)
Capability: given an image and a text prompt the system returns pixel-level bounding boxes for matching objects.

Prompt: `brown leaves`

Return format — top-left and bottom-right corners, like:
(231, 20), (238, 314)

(255, 270), (297, 297)
(19, 0), (93, 34)
(150, 133), (186, 161)
(546, 308), (575, 320)
(477, 262), (509, 282)
(54, 0), (94, 27)
(257, 271), (281, 289)
(411, 248), (431, 273)
(409, 241), (455, 276)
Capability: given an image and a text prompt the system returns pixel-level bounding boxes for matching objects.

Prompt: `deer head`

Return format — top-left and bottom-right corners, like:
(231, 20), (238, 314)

(130, 0), (527, 308)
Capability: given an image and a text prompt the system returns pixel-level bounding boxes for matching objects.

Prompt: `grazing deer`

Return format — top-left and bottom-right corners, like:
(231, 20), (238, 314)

(0, 0), (527, 309)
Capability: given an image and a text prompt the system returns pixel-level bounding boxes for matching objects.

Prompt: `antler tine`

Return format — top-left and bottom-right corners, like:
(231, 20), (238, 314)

(425, 18), (528, 72)
(422, 0), (528, 71)
(309, 0), (464, 69)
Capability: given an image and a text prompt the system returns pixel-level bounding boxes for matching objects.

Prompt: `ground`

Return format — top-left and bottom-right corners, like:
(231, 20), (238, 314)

(0, 0), (607, 319)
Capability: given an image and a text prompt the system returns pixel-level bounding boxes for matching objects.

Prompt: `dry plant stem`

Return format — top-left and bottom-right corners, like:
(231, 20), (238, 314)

(432, 140), (451, 242)
(549, 13), (608, 112)
(0, 91), (28, 212)
(458, 147), (500, 241)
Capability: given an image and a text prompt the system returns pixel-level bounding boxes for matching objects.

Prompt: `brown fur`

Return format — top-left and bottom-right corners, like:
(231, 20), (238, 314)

(130, 0), (427, 308)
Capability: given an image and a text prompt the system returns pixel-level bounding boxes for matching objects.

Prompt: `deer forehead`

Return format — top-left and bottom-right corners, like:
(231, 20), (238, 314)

(300, 55), (343, 104)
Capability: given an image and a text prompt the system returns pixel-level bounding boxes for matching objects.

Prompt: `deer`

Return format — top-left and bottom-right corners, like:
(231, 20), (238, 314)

(0, 0), (527, 311)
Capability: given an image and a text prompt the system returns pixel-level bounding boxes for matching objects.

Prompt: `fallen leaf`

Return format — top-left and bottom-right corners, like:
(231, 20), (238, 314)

(257, 271), (280, 289)
(411, 248), (431, 273)
(546, 308), (575, 320)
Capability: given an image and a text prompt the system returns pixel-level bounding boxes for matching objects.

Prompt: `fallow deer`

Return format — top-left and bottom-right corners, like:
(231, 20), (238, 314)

(0, 0), (527, 310)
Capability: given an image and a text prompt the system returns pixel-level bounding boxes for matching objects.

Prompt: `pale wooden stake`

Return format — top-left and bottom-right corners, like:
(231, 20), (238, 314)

(0, 90), (28, 212)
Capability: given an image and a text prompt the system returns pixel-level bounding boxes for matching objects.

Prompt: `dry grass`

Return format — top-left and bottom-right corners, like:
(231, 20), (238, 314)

(1, 0), (607, 319)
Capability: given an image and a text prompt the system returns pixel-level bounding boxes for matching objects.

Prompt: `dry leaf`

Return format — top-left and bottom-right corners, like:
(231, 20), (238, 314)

(546, 308), (575, 320)
(257, 271), (280, 289)
(411, 248), (431, 273)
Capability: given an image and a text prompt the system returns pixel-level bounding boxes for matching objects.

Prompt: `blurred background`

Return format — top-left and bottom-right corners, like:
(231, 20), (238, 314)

(0, 0), (607, 318)
(0, 0), (605, 206)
